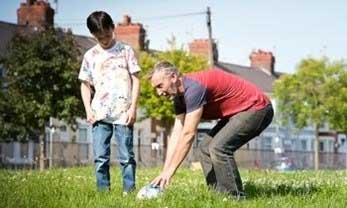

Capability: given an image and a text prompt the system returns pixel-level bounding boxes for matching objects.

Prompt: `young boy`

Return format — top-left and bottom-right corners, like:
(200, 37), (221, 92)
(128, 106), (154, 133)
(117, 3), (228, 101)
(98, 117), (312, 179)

(78, 11), (140, 193)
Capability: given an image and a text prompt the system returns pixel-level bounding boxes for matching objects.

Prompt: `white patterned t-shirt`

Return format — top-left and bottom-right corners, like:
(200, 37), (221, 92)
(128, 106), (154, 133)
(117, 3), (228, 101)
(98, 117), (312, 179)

(78, 41), (141, 124)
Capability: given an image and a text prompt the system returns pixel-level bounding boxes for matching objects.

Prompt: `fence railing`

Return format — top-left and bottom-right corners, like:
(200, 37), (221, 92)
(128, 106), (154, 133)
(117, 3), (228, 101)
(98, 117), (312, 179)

(1, 142), (347, 170)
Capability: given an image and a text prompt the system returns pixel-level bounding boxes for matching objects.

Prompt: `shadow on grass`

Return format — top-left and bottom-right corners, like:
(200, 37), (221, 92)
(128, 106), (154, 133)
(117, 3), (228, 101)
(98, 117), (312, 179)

(244, 182), (319, 199)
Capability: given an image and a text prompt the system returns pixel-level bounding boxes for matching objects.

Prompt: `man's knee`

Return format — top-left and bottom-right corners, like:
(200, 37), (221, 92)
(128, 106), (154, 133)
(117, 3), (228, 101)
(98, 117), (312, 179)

(209, 141), (235, 161)
(199, 134), (213, 155)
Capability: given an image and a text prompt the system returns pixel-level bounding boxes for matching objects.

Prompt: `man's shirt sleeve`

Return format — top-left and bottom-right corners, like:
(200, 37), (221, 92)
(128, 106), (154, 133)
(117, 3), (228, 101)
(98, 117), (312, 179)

(185, 81), (207, 113)
(174, 79), (207, 115)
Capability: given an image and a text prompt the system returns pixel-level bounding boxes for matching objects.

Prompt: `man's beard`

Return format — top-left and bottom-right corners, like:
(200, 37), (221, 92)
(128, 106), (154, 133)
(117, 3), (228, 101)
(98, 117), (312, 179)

(168, 84), (177, 100)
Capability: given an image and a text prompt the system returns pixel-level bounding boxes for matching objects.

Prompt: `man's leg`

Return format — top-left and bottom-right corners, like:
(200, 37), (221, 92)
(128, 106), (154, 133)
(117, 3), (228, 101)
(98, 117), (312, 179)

(114, 124), (136, 193)
(208, 104), (273, 197)
(199, 119), (229, 188)
(92, 121), (113, 191)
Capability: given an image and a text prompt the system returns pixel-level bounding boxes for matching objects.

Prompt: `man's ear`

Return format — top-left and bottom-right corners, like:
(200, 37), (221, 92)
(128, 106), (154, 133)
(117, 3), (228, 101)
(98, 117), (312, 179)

(171, 73), (178, 82)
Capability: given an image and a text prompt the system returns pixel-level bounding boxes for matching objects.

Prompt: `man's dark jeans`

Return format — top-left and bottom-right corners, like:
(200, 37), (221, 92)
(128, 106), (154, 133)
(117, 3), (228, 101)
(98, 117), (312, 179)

(199, 104), (274, 198)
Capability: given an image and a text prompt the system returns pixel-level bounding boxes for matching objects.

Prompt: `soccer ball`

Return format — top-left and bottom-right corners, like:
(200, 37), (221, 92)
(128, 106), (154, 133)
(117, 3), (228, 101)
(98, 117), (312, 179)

(136, 184), (163, 200)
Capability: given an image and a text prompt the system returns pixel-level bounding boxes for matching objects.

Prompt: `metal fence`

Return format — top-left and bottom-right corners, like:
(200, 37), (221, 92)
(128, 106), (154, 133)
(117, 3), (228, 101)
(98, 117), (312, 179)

(1, 141), (347, 170)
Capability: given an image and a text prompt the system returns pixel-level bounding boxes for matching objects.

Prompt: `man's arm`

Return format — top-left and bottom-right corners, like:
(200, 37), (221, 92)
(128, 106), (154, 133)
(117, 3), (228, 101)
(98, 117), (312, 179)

(164, 107), (203, 173)
(126, 73), (140, 125)
(80, 81), (96, 124)
(163, 114), (185, 171)
(153, 107), (203, 188)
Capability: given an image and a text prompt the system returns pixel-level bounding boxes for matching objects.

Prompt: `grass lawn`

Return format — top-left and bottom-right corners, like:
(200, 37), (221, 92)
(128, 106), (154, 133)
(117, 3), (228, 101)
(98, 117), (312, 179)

(1, 166), (347, 208)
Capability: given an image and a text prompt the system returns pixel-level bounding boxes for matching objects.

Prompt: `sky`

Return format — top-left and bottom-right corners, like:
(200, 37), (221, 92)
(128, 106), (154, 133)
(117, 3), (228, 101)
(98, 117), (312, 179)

(1, 0), (346, 74)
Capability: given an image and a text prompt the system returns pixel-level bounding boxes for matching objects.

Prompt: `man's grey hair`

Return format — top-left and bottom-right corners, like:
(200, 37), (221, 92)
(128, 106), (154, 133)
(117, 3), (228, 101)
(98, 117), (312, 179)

(147, 61), (181, 80)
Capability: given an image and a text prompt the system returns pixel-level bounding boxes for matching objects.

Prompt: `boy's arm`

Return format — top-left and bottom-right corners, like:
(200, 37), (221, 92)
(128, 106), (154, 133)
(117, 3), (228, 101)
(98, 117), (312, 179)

(80, 81), (96, 124)
(126, 73), (140, 125)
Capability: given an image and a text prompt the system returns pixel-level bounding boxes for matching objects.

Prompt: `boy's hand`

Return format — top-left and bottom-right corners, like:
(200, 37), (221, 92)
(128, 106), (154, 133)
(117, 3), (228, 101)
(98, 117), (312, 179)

(126, 107), (136, 125)
(86, 110), (96, 124)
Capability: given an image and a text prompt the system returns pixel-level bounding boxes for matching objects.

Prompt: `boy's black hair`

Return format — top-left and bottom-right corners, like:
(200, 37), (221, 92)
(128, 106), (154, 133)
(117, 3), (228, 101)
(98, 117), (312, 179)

(86, 11), (115, 34)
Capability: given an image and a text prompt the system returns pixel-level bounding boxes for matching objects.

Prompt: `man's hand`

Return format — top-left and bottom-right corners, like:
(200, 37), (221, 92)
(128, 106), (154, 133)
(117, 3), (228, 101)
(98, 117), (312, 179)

(126, 106), (136, 125)
(86, 110), (96, 124)
(151, 169), (174, 190)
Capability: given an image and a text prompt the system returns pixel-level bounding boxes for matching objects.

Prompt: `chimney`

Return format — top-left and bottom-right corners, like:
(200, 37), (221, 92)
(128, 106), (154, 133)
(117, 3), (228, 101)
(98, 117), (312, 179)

(249, 49), (275, 75)
(188, 39), (218, 64)
(17, 0), (54, 30)
(114, 15), (146, 51)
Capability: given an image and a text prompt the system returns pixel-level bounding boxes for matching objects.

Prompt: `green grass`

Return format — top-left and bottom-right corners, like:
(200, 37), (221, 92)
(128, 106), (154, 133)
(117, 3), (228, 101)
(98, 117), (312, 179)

(1, 166), (347, 208)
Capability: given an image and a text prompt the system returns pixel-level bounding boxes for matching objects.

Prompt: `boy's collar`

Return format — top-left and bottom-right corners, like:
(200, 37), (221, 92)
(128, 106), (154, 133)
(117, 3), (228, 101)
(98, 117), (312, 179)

(98, 39), (117, 50)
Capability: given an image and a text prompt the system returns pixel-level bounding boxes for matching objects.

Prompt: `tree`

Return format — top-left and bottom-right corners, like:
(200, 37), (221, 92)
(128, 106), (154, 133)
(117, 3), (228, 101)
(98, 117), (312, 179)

(273, 57), (345, 170)
(324, 61), (347, 132)
(0, 29), (83, 170)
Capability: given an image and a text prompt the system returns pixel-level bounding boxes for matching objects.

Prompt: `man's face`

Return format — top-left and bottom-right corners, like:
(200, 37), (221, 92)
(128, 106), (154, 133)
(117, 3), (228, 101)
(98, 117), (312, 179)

(92, 28), (114, 49)
(151, 71), (178, 99)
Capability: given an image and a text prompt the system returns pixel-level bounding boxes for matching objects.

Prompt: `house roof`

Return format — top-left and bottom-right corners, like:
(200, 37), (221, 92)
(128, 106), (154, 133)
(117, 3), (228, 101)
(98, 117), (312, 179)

(1, 21), (282, 94)
(73, 34), (96, 51)
(0, 21), (27, 57)
(0, 21), (96, 58)
(216, 61), (278, 93)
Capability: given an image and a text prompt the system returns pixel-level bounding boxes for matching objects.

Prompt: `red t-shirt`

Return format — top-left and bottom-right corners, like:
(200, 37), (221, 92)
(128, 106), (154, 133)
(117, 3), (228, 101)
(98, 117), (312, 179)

(174, 68), (270, 119)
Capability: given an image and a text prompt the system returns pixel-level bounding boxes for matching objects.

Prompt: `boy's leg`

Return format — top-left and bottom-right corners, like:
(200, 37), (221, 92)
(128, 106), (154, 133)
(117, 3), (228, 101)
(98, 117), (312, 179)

(92, 121), (113, 191)
(208, 104), (273, 198)
(114, 124), (136, 193)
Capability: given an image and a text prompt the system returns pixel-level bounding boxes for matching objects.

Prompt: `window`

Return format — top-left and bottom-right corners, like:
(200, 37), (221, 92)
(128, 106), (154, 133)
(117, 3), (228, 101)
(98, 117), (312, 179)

(319, 141), (324, 152)
(78, 144), (89, 161)
(262, 136), (272, 150)
(0, 66), (5, 89)
(20, 143), (29, 159)
(60, 125), (67, 132)
(79, 128), (88, 142)
(284, 139), (292, 151)
(327, 140), (334, 152)
(301, 140), (307, 151)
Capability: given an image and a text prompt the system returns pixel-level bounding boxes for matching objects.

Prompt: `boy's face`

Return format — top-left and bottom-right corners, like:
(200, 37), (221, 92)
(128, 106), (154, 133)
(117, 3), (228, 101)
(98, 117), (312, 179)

(93, 28), (115, 49)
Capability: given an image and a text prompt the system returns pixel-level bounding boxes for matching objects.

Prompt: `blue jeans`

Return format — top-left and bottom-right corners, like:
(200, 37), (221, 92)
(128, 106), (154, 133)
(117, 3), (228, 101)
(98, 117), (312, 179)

(92, 121), (136, 192)
(199, 104), (273, 198)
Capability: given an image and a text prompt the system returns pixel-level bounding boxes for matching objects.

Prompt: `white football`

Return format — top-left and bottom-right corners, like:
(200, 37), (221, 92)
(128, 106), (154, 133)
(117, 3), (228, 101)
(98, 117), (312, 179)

(136, 184), (163, 200)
